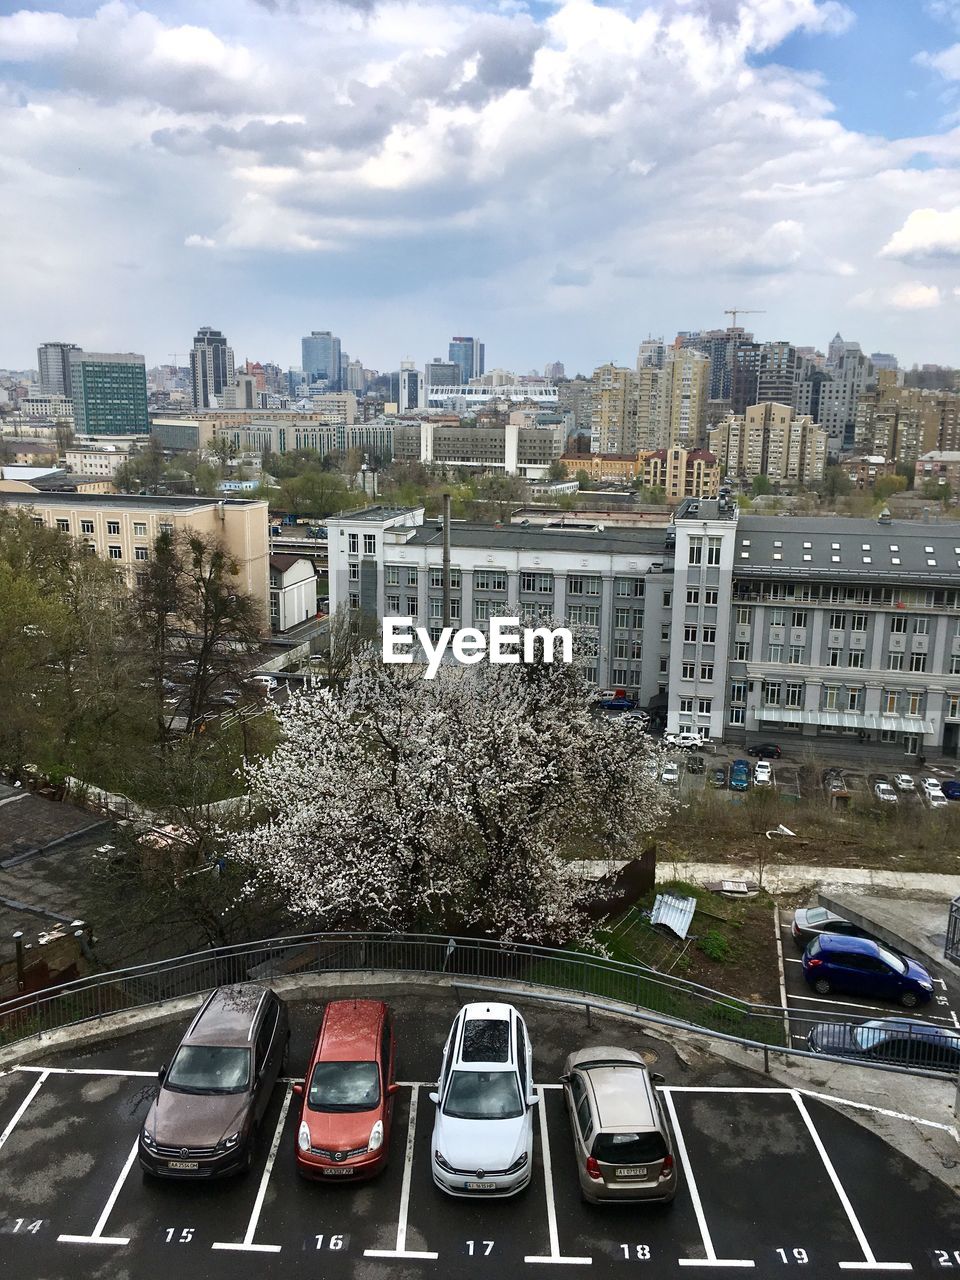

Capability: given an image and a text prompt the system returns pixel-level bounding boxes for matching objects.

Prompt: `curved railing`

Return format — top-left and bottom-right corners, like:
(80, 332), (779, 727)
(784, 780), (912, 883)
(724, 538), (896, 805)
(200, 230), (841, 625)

(0, 931), (953, 1076)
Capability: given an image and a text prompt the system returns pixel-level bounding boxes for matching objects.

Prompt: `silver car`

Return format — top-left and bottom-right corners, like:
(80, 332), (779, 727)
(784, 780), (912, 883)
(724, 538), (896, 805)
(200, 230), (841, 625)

(560, 1046), (676, 1205)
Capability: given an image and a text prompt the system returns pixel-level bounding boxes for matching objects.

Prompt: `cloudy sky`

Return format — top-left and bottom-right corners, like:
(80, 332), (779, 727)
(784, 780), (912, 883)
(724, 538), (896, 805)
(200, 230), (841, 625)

(1, 0), (960, 374)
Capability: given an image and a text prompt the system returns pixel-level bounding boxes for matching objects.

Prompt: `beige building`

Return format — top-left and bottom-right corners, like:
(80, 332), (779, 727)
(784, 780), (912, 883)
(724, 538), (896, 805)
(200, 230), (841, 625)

(853, 381), (947, 464)
(657, 348), (710, 450)
(64, 447), (130, 478)
(590, 364), (638, 454)
(561, 451), (646, 483)
(708, 402), (826, 485)
(641, 447), (721, 500)
(0, 492), (270, 624)
(915, 450), (960, 493)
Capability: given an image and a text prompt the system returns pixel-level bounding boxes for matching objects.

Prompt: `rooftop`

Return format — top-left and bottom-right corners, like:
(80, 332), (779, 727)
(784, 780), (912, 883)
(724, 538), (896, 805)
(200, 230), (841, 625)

(0, 492), (263, 510)
(736, 515), (960, 581)
(407, 520), (672, 556)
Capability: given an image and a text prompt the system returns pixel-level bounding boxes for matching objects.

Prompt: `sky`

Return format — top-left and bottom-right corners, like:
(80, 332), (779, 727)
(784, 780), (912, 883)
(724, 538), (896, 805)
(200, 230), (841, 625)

(1, 0), (960, 374)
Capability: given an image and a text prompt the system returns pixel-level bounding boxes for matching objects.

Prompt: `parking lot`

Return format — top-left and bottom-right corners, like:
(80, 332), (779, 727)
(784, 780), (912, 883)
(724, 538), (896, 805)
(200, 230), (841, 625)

(777, 909), (960, 1051)
(1, 988), (958, 1278)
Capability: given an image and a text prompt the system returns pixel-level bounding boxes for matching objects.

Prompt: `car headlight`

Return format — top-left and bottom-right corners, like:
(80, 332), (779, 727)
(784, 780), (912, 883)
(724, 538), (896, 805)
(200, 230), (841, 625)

(506, 1151), (529, 1174)
(368, 1120), (384, 1152)
(919, 980), (934, 990)
(298, 1121), (311, 1153)
(141, 1128), (156, 1148)
(434, 1149), (453, 1172)
(218, 1131), (241, 1150)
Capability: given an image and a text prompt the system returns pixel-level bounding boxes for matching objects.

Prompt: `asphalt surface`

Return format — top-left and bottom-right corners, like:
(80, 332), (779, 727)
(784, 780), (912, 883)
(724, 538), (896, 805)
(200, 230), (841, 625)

(1, 985), (959, 1278)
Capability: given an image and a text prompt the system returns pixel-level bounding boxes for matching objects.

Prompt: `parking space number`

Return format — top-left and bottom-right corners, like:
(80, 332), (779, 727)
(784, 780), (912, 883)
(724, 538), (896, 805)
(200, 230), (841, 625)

(315, 1235), (347, 1251)
(935, 1251), (960, 1267)
(2, 1219), (44, 1235)
(620, 1245), (652, 1260)
(776, 1248), (809, 1264)
(466, 1240), (495, 1256)
(164, 1228), (195, 1244)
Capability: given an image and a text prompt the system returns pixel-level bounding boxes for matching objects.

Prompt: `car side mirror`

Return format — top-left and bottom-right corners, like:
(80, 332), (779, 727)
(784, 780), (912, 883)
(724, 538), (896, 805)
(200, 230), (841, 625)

(650, 1072), (666, 1085)
(428, 1091), (440, 1105)
(292, 1082), (304, 1097)
(527, 1093), (539, 1108)
(388, 1083), (400, 1096)
(157, 1064), (166, 1084)
(558, 1073), (570, 1084)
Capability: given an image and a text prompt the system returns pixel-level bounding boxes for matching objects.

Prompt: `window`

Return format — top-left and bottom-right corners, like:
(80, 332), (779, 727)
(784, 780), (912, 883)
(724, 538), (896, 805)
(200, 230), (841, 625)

(679, 697), (694, 714)
(730, 681), (746, 704)
(768, 644), (782, 663)
(681, 662), (695, 680)
(56, 518), (69, 532)
(81, 519), (94, 534)
(851, 614), (867, 632)
(475, 600), (489, 621)
(133, 522), (146, 537)
(568, 575), (584, 595)
(824, 686), (839, 710)
(405, 595), (417, 614)
(786, 682), (803, 708)
(847, 651), (864, 669)
(829, 612), (845, 630)
(475, 570), (506, 592)
(707, 537), (722, 566)
(108, 545), (122, 560)
(159, 522), (173, 535)
(567, 605), (582, 624)
(947, 696), (960, 719)
(429, 598), (442, 619)
(406, 568), (418, 587)
(686, 588), (700, 605)
(698, 697), (712, 715)
(688, 538), (703, 565)
(633, 610), (644, 630)
(583, 576), (601, 595)
(662, 591), (671, 607)
(386, 594), (400, 613)
(700, 663), (714, 681)
(349, 592), (360, 609)
(349, 563), (359, 581)
(682, 625), (696, 642)
(614, 607), (630, 629)
(348, 533), (359, 554)
(827, 648), (841, 667)
(583, 606), (599, 627)
(134, 546), (148, 562)
(729, 705), (745, 726)
(430, 568), (443, 589)
(884, 691), (899, 714)
(907, 691), (923, 716)
(613, 577), (629, 596)
(702, 627), (716, 644)
(847, 688), (862, 711)
(913, 617), (928, 635)
(613, 667), (630, 686)
(704, 589), (719, 606)
(953, 655), (960, 675)
(765, 682), (781, 707)
(770, 608), (785, 626)
(909, 652), (927, 673)
(520, 572), (553, 594)
(889, 615), (907, 634)
(615, 639), (629, 661)
(887, 653), (904, 671)
(734, 642), (748, 661)
(363, 534), (376, 555)
(631, 640), (642, 661)
(385, 565), (400, 585)
(660, 624), (670, 643)
(659, 656), (669, 675)
(792, 611), (807, 628)
(737, 607), (751, 626)
(106, 520), (120, 536)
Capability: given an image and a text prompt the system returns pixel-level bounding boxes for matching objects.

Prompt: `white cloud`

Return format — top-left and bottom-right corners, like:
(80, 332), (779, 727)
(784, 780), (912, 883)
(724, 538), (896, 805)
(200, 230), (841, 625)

(890, 282), (942, 310)
(880, 206), (960, 261)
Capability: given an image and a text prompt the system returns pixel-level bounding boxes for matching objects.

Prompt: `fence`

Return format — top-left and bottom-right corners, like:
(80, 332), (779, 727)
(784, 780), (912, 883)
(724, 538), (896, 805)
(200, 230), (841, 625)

(0, 931), (957, 1077)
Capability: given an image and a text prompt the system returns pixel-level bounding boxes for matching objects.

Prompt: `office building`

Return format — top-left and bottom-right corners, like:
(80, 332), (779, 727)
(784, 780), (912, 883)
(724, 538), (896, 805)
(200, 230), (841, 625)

(398, 363), (424, 412)
(820, 345), (873, 456)
(189, 327), (235, 410)
(392, 419), (565, 477)
(70, 352), (149, 436)
(756, 342), (799, 407)
(449, 336), (485, 385)
(301, 331), (342, 390)
(37, 342), (80, 397)
(425, 359), (460, 389)
(544, 361), (566, 380)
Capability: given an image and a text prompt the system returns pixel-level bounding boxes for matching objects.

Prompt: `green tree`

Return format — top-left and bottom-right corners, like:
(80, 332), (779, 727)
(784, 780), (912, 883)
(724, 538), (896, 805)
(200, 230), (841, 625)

(547, 459), (568, 482)
(751, 475), (773, 496)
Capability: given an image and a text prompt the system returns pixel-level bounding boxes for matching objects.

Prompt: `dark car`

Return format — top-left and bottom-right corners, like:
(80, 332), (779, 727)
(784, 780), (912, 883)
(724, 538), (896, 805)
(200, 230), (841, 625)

(140, 984), (290, 1178)
(801, 934), (935, 1008)
(747, 743), (782, 759)
(709, 766), (727, 788)
(598, 695), (637, 711)
(808, 1018), (960, 1073)
(941, 779), (960, 800)
(729, 759), (750, 792)
(791, 906), (876, 950)
(687, 755), (706, 775)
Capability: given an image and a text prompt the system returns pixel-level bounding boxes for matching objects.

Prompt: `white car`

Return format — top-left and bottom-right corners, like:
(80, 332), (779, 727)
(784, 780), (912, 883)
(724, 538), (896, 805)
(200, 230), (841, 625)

(663, 731), (704, 750)
(892, 773), (915, 792)
(251, 674), (277, 693)
(920, 777), (948, 808)
(753, 761), (773, 787)
(430, 1003), (536, 1199)
(660, 761), (680, 785)
(874, 782), (898, 805)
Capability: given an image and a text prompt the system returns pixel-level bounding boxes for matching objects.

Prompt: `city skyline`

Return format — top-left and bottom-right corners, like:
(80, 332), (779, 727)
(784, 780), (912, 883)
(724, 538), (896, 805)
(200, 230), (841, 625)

(1, 1), (960, 369)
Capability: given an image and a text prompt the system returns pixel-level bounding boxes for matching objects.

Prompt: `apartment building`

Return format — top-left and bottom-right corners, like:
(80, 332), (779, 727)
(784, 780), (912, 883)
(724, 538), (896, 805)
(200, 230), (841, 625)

(708, 402), (826, 485)
(854, 381), (952, 464)
(590, 364), (637, 454)
(0, 492), (270, 620)
(658, 348), (710, 450)
(640, 448), (721, 500)
(915, 451), (960, 492)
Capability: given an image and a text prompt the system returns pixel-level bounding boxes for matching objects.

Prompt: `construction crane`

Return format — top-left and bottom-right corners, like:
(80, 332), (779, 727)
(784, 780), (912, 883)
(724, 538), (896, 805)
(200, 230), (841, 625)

(724, 308), (765, 329)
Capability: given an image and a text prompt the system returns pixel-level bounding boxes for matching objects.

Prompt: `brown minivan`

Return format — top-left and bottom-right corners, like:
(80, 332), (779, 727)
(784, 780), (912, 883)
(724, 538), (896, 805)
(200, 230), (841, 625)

(139, 983), (290, 1178)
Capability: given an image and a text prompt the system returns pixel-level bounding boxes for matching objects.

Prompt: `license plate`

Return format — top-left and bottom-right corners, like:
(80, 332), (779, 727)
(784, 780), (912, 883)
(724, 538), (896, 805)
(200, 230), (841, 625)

(323, 1167), (354, 1177)
(615, 1167), (646, 1178)
(167, 1161), (199, 1170)
(465, 1181), (498, 1191)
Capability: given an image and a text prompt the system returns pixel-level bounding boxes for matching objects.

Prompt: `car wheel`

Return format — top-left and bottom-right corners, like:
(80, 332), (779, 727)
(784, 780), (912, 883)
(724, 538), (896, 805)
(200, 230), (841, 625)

(813, 978), (832, 995)
(900, 991), (920, 1008)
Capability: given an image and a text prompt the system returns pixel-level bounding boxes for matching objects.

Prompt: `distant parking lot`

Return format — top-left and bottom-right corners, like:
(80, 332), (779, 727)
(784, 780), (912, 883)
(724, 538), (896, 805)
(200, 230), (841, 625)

(1, 990), (958, 1278)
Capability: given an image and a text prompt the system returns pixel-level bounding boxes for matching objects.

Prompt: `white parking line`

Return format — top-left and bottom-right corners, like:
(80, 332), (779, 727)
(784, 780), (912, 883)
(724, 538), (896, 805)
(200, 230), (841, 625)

(660, 1090), (754, 1269)
(14, 1065), (157, 1077)
(0, 1069), (48, 1153)
(212, 1083), (293, 1254)
(58, 1137), (138, 1246)
(791, 1092), (911, 1272)
(365, 1085), (438, 1261)
(525, 1086), (592, 1266)
(788, 992), (957, 1022)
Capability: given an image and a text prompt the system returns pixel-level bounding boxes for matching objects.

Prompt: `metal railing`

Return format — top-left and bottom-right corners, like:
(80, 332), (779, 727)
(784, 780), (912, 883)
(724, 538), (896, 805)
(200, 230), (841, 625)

(1, 931), (957, 1077)
(947, 897), (960, 967)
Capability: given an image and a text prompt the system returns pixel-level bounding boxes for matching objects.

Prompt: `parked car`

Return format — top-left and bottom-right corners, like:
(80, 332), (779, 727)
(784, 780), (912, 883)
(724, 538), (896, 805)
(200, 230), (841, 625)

(663, 731), (704, 750)
(753, 760), (773, 787)
(791, 907), (875, 950)
(597, 694), (637, 712)
(295, 999), (398, 1181)
(430, 1003), (536, 1198)
(942, 779), (960, 801)
(660, 761), (680, 785)
(729, 759), (750, 792)
(560, 1046), (676, 1205)
(892, 773), (915, 792)
(801, 934), (935, 1008)
(874, 782), (898, 805)
(747, 743), (782, 759)
(687, 755), (706, 775)
(709, 766), (727, 789)
(807, 1018), (960, 1072)
(140, 984), (290, 1178)
(921, 777), (948, 808)
(251, 675), (278, 693)
(614, 709), (649, 727)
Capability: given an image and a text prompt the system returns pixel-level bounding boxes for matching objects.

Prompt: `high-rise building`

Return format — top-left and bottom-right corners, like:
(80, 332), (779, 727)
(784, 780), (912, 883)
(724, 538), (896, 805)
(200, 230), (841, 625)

(345, 360), (366, 394)
(544, 361), (565, 380)
(756, 341), (798, 407)
(870, 352), (899, 372)
(590, 364), (637, 454)
(301, 331), (342, 391)
(708, 402), (826, 485)
(398, 361), (424, 412)
(449, 336), (484, 384)
(853, 377), (943, 465)
(425, 358), (460, 389)
(826, 331), (846, 368)
(637, 337), (665, 370)
(37, 342), (80, 397)
(190, 327), (235, 409)
(69, 351), (149, 435)
(819, 345), (873, 456)
(657, 349), (710, 449)
(729, 342), (762, 416)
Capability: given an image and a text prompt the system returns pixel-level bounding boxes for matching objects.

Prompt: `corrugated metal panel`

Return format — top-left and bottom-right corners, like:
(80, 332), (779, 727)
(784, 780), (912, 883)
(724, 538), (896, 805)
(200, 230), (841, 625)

(650, 892), (696, 940)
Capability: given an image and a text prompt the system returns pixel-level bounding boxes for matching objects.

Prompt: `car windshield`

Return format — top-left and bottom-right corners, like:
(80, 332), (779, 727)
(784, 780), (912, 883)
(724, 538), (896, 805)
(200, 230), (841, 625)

(444, 1070), (523, 1120)
(308, 1061), (380, 1111)
(593, 1131), (668, 1165)
(876, 945), (907, 974)
(165, 1046), (251, 1094)
(851, 1025), (892, 1050)
(804, 908), (830, 924)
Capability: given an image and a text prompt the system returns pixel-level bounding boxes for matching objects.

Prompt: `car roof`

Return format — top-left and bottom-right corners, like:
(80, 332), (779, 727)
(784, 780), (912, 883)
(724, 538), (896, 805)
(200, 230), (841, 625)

(860, 1018), (958, 1041)
(317, 999), (386, 1060)
(453, 1003), (519, 1067)
(184, 983), (269, 1046)
(818, 934), (878, 955)
(584, 1063), (656, 1129)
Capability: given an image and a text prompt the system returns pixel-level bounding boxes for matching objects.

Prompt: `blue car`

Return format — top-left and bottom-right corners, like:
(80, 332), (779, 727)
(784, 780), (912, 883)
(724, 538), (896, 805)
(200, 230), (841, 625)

(802, 934), (934, 1008)
(729, 759), (750, 792)
(941, 779), (960, 801)
(598, 694), (637, 711)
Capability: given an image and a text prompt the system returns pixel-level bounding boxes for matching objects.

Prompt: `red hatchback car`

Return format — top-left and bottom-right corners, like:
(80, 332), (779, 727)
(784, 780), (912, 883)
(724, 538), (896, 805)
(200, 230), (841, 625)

(295, 999), (398, 1181)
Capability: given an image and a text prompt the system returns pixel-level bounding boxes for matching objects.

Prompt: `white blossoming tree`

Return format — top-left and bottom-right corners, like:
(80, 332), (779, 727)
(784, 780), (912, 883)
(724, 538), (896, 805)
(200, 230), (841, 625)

(233, 637), (675, 944)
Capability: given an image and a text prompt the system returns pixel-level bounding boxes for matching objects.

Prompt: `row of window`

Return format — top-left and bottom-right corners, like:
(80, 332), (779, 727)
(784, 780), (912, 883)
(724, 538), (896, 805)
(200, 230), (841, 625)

(687, 536), (723, 567)
(734, 582), (960, 610)
(739, 608), (940, 635)
(729, 641), (959, 674)
(46, 517), (152, 537)
(380, 566), (650, 597)
(347, 533), (378, 555)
